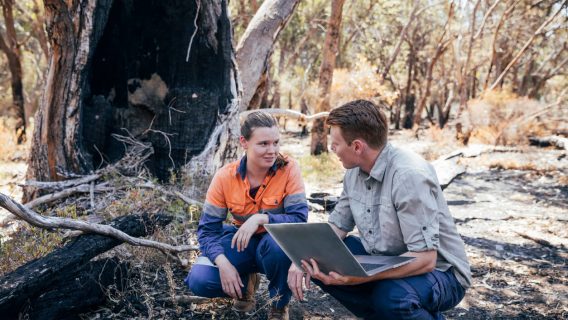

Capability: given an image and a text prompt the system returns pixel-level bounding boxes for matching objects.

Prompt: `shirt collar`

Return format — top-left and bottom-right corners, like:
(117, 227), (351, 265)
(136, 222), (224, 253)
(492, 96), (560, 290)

(236, 155), (279, 180)
(367, 143), (392, 182)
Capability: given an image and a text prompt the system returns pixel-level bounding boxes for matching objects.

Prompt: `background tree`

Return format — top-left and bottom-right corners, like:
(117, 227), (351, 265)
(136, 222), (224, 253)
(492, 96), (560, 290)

(0, 0), (26, 144)
(310, 0), (346, 155)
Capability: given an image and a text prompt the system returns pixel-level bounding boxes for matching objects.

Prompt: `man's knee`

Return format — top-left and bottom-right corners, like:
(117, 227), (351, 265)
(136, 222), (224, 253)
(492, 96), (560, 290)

(372, 279), (422, 318)
(185, 264), (220, 297)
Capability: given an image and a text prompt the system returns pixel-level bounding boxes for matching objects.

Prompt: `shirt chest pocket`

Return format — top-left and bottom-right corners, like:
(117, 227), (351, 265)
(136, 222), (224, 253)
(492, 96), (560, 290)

(227, 201), (245, 215)
(348, 193), (381, 226)
(261, 195), (283, 208)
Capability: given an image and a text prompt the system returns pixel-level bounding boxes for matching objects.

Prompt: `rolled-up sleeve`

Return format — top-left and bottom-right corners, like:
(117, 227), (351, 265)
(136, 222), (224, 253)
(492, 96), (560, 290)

(197, 172), (228, 262)
(392, 170), (440, 252)
(328, 180), (355, 233)
(269, 161), (308, 224)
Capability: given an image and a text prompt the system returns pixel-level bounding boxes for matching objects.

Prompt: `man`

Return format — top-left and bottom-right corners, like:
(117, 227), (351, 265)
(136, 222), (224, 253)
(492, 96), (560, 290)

(288, 100), (471, 319)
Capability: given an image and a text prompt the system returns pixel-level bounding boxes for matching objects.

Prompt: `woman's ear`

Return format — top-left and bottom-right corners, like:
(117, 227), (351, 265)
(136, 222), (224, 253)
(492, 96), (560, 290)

(239, 136), (248, 149)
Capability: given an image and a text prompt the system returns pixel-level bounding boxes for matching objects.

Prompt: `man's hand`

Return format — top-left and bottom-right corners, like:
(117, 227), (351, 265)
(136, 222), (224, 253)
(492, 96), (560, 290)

(301, 258), (368, 286)
(215, 255), (244, 299)
(287, 263), (310, 301)
(231, 214), (267, 252)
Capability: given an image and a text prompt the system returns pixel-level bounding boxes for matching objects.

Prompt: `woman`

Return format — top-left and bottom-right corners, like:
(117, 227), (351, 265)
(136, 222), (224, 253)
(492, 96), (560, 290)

(185, 111), (308, 319)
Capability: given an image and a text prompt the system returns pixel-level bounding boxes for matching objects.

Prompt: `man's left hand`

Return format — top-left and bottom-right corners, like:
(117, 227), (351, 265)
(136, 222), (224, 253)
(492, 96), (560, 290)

(301, 258), (368, 286)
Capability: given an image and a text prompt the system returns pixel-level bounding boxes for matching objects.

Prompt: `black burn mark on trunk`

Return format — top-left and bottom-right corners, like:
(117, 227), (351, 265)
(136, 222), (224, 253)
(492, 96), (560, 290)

(82, 0), (234, 180)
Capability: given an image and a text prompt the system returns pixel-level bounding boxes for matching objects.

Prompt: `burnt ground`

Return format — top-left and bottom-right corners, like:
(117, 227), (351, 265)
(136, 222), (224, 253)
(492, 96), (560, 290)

(1, 130), (566, 319)
(85, 131), (567, 320)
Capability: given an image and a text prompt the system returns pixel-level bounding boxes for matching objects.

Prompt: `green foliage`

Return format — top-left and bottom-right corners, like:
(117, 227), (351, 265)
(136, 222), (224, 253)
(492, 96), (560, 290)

(0, 225), (63, 275)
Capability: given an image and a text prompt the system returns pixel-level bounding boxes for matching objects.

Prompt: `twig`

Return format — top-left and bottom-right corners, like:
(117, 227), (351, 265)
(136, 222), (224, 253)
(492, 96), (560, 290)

(0, 192), (199, 253)
(516, 232), (556, 249)
(90, 181), (95, 211)
(23, 174), (101, 191)
(137, 180), (203, 207)
(24, 183), (113, 209)
(186, 0), (201, 62)
(240, 109), (330, 124)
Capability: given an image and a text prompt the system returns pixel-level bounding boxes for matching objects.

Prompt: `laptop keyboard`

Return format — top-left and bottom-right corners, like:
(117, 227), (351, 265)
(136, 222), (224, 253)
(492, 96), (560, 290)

(360, 263), (385, 272)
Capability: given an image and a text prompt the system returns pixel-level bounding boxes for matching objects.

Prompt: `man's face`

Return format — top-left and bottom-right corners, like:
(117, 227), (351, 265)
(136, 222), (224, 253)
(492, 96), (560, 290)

(330, 126), (359, 169)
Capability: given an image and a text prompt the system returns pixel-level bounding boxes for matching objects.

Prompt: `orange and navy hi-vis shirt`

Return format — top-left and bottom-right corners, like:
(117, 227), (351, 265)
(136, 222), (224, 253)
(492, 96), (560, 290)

(197, 155), (308, 262)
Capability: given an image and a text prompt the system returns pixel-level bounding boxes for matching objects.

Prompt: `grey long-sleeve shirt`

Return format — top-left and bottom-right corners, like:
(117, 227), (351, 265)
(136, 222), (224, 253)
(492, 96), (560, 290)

(329, 143), (472, 289)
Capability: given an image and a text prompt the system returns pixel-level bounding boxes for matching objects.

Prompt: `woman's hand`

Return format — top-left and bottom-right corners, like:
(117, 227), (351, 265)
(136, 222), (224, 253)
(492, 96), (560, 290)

(302, 258), (369, 286)
(287, 263), (310, 301)
(231, 214), (267, 252)
(215, 255), (244, 299)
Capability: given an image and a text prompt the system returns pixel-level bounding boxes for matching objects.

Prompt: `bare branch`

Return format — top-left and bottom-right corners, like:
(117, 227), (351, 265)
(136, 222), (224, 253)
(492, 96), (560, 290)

(24, 183), (113, 209)
(489, 0), (567, 90)
(240, 109), (330, 124)
(22, 174), (101, 191)
(0, 192), (199, 253)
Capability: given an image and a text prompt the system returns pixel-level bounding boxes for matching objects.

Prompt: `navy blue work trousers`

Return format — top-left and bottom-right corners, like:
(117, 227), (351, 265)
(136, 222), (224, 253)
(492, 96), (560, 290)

(313, 236), (466, 320)
(184, 225), (292, 309)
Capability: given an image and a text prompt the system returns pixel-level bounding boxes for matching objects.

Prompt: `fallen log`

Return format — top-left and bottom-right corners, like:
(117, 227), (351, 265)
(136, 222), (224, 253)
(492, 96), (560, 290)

(431, 157), (466, 190)
(0, 213), (172, 318)
(529, 135), (568, 151)
(25, 258), (129, 320)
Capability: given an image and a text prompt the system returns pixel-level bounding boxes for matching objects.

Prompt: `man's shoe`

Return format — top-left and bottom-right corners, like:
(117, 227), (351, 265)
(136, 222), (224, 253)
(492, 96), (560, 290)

(232, 272), (260, 313)
(268, 305), (289, 320)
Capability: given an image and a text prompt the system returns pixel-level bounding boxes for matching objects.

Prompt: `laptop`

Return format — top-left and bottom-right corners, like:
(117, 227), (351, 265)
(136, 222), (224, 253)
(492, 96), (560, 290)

(264, 223), (415, 277)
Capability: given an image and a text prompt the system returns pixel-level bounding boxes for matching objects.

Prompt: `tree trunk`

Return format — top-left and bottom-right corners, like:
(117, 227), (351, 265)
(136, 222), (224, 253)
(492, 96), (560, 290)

(413, 3), (454, 128)
(310, 0), (346, 155)
(26, 0), (240, 200)
(236, 0), (301, 110)
(0, 213), (172, 318)
(0, 0), (26, 144)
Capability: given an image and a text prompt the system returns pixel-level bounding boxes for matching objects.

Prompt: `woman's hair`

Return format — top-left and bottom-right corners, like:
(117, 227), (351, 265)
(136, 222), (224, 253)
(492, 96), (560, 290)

(326, 99), (388, 150)
(241, 111), (279, 140)
(240, 111), (288, 169)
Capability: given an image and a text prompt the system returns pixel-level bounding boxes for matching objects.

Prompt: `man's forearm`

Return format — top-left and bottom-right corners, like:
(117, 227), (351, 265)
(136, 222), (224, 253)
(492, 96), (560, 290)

(364, 250), (437, 283)
(330, 223), (348, 239)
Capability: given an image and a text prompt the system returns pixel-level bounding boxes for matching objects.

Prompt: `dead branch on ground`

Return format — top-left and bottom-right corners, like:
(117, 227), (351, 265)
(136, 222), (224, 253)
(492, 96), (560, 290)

(0, 193), (198, 253)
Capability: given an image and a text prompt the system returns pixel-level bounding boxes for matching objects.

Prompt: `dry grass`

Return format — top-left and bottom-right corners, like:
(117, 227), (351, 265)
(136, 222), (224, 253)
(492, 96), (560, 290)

(460, 90), (566, 146)
(298, 152), (344, 189)
(0, 117), (32, 162)
(288, 56), (398, 114)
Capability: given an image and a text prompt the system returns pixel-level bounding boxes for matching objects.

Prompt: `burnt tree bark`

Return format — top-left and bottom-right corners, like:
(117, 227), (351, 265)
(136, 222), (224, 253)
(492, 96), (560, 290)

(0, 0), (26, 144)
(26, 0), (240, 200)
(310, 0), (345, 155)
(25, 258), (129, 320)
(0, 213), (172, 318)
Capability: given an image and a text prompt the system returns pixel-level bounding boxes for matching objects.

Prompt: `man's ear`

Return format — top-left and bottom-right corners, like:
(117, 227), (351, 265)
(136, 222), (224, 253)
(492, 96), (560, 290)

(352, 139), (366, 154)
(239, 136), (248, 149)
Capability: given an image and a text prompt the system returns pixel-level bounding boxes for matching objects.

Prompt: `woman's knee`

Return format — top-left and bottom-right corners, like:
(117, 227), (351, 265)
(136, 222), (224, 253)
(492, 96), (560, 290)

(258, 235), (289, 263)
(185, 264), (220, 297)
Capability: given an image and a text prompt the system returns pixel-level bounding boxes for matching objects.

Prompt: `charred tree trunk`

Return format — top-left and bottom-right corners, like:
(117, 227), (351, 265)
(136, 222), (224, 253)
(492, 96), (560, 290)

(310, 0), (345, 155)
(0, 0), (26, 144)
(26, 258), (129, 320)
(0, 213), (172, 318)
(26, 0), (240, 200)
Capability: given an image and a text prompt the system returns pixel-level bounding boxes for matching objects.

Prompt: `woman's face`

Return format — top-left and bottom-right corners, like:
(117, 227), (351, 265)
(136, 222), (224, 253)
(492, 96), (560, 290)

(240, 126), (280, 171)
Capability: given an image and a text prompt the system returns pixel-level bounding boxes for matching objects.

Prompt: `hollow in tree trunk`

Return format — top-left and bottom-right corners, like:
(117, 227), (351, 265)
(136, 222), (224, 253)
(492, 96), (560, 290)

(25, 0), (240, 201)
